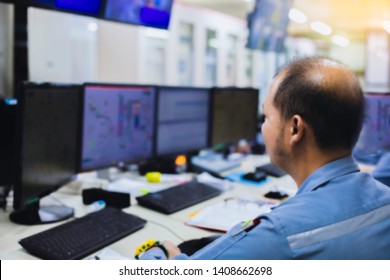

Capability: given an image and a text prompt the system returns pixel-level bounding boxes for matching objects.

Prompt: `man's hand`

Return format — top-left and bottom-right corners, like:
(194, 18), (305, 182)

(162, 240), (181, 259)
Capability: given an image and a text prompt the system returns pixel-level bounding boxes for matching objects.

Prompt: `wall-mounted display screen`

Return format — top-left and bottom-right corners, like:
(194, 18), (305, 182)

(29, 0), (103, 16)
(247, 0), (292, 52)
(104, 0), (174, 29)
(80, 84), (156, 171)
(54, 0), (103, 16)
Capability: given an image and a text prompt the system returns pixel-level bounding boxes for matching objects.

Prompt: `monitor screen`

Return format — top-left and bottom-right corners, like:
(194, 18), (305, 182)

(103, 0), (173, 29)
(156, 86), (210, 156)
(11, 82), (81, 224)
(29, 0), (53, 5)
(209, 87), (259, 147)
(54, 0), (103, 16)
(353, 93), (390, 163)
(246, 0), (292, 52)
(80, 84), (156, 171)
(29, 0), (103, 16)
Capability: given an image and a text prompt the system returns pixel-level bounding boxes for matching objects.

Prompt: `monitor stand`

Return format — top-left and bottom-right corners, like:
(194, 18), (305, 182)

(138, 156), (184, 175)
(9, 199), (74, 225)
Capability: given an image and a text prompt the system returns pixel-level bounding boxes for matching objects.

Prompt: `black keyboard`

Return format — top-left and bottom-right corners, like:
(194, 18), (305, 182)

(19, 207), (147, 260)
(136, 180), (222, 214)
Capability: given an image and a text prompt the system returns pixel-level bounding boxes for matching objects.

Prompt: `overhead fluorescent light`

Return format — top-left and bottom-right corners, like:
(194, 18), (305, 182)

(310, 21), (332, 35)
(383, 20), (390, 33)
(288, 8), (307, 24)
(331, 35), (350, 47)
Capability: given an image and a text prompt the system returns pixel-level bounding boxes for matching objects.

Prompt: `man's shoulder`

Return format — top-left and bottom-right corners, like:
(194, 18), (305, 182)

(264, 172), (390, 235)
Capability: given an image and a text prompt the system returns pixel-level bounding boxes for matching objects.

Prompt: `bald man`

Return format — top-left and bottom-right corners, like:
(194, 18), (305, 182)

(139, 57), (390, 260)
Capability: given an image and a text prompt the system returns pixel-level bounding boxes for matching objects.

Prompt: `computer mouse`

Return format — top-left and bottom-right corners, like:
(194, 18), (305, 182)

(242, 171), (267, 182)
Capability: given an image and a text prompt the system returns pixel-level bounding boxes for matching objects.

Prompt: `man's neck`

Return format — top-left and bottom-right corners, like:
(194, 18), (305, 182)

(288, 148), (351, 188)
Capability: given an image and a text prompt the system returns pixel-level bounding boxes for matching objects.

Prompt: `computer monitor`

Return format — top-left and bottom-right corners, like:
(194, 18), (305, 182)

(209, 87), (259, 147)
(0, 98), (17, 186)
(246, 0), (291, 52)
(28, 0), (104, 16)
(103, 0), (173, 29)
(10, 82), (81, 225)
(155, 86), (210, 157)
(54, 0), (103, 16)
(353, 93), (390, 163)
(80, 83), (156, 172)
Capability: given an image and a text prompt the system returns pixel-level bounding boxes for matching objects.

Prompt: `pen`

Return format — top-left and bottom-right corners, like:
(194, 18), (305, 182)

(233, 218), (261, 236)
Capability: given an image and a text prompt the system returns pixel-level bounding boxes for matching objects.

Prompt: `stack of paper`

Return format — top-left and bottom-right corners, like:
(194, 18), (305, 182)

(186, 198), (273, 232)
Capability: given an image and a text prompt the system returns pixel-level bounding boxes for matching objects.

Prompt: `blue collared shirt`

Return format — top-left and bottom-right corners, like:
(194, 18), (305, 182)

(372, 152), (390, 187)
(140, 156), (390, 260)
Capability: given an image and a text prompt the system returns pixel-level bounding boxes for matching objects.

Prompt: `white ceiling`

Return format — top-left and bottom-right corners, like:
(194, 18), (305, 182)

(178, 0), (390, 42)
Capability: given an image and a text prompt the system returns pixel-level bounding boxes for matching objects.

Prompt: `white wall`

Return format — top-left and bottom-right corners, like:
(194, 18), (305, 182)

(96, 20), (143, 84)
(168, 3), (249, 87)
(28, 8), (98, 83)
(0, 3), (13, 98)
(96, 2), (252, 87)
(364, 30), (390, 92)
(329, 42), (365, 73)
(26, 2), (287, 92)
(98, 2), (251, 87)
(24, 3), (390, 97)
(25, 3), (282, 90)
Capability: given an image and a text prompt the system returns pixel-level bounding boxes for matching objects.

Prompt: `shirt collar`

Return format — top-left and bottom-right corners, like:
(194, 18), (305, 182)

(296, 156), (360, 195)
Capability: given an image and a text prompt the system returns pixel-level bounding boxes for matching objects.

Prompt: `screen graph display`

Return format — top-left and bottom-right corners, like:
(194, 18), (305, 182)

(156, 86), (210, 156)
(81, 84), (156, 171)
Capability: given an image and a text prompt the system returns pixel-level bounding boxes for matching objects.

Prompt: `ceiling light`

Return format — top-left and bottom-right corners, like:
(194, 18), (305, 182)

(331, 35), (350, 47)
(310, 21), (332, 36)
(383, 20), (390, 33)
(288, 8), (307, 24)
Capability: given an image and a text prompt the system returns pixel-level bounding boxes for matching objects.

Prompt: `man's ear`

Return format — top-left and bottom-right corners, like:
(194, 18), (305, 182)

(290, 115), (304, 145)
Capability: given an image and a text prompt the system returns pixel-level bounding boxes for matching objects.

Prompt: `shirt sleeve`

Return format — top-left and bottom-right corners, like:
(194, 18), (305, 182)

(139, 213), (291, 260)
(138, 247), (168, 260)
(185, 215), (292, 260)
(373, 153), (390, 178)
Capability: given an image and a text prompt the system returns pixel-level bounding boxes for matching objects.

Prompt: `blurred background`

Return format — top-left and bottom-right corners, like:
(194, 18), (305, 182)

(0, 0), (389, 102)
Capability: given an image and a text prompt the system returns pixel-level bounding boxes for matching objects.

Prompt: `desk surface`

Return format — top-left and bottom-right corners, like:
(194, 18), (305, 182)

(0, 155), (296, 260)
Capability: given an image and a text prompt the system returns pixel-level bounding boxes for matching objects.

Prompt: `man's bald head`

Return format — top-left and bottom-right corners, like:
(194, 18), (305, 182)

(272, 57), (364, 151)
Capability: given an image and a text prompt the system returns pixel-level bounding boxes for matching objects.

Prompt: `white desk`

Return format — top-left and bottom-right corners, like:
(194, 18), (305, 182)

(0, 155), (296, 260)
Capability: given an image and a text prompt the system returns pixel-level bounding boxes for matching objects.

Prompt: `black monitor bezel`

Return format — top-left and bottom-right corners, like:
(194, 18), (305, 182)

(0, 100), (17, 186)
(78, 82), (157, 172)
(208, 87), (260, 148)
(13, 81), (82, 211)
(154, 85), (211, 158)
